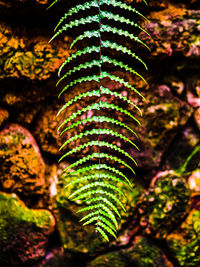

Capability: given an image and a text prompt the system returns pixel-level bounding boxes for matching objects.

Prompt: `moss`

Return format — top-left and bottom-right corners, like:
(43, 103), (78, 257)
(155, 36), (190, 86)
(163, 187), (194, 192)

(87, 236), (171, 267)
(139, 171), (190, 238)
(0, 192), (55, 265)
(167, 210), (200, 266)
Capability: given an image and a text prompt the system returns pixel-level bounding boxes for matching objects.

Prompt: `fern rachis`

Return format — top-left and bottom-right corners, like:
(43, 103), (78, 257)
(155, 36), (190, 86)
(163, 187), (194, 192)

(49, 0), (148, 241)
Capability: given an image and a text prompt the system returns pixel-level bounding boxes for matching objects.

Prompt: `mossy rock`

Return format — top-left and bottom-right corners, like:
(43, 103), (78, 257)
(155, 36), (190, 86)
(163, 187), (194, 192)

(167, 209), (200, 266)
(87, 236), (171, 267)
(0, 124), (45, 199)
(139, 171), (190, 238)
(0, 192), (55, 265)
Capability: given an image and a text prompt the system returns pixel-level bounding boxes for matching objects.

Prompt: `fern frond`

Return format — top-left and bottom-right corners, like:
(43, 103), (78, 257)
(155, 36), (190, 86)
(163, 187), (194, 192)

(50, 0), (149, 241)
(54, 1), (99, 31)
(57, 56), (146, 85)
(100, 24), (150, 51)
(57, 59), (101, 86)
(47, 0), (60, 10)
(62, 152), (135, 175)
(69, 181), (125, 199)
(58, 42), (147, 77)
(101, 56), (146, 83)
(101, 41), (147, 70)
(59, 140), (137, 165)
(80, 209), (116, 226)
(96, 227), (109, 242)
(60, 128), (139, 151)
(58, 74), (99, 97)
(57, 87), (142, 116)
(96, 221), (117, 238)
(101, 11), (150, 37)
(83, 215), (116, 232)
(50, 15), (99, 42)
(100, 0), (148, 20)
(78, 193), (124, 215)
(68, 164), (132, 187)
(78, 203), (118, 228)
(65, 173), (130, 189)
(59, 116), (138, 137)
(70, 30), (100, 49)
(58, 101), (140, 131)
(58, 46), (100, 76)
(101, 72), (145, 99)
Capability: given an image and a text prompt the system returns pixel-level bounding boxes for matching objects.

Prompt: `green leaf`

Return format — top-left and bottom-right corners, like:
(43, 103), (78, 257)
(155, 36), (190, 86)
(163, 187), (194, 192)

(62, 152), (136, 175)
(96, 226), (109, 241)
(58, 74), (100, 98)
(58, 46), (100, 76)
(59, 140), (138, 166)
(59, 116), (138, 137)
(100, 0), (148, 21)
(101, 72), (145, 100)
(70, 30), (100, 49)
(101, 11), (150, 37)
(65, 172), (130, 189)
(96, 221), (117, 238)
(47, 0), (60, 10)
(54, 1), (99, 31)
(57, 87), (142, 117)
(60, 128), (139, 151)
(58, 101), (140, 132)
(50, 15), (99, 42)
(69, 181), (125, 199)
(100, 24), (150, 51)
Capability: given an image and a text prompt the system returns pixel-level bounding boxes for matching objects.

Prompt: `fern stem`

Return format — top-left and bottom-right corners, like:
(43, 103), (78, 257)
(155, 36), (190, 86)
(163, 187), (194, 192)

(97, 0), (102, 229)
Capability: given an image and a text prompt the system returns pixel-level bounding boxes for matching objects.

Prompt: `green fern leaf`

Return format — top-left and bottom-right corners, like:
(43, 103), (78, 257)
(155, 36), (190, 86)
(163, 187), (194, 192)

(101, 41), (147, 70)
(57, 87), (142, 116)
(54, 1), (99, 31)
(100, 0), (148, 20)
(65, 173), (130, 188)
(59, 116), (138, 137)
(58, 101), (140, 131)
(101, 11), (150, 37)
(62, 152), (136, 175)
(70, 30), (100, 49)
(60, 128), (139, 151)
(96, 221), (117, 238)
(59, 140), (138, 166)
(68, 164), (132, 187)
(100, 24), (150, 51)
(79, 204), (118, 228)
(96, 227), (109, 241)
(57, 56), (146, 85)
(58, 42), (147, 77)
(101, 72), (145, 99)
(58, 46), (100, 76)
(69, 181), (125, 199)
(50, 15), (99, 42)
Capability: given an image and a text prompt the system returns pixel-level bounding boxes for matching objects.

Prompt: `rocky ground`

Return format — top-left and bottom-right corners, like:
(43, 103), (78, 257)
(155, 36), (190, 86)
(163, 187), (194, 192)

(0, 0), (200, 266)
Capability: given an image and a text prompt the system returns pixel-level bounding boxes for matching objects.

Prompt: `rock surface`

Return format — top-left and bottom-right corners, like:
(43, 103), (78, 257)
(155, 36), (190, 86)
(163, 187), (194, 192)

(0, 192), (55, 265)
(0, 124), (45, 198)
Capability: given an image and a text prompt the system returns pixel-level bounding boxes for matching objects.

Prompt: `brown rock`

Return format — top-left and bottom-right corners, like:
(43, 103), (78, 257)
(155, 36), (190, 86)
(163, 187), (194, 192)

(0, 124), (45, 197)
(194, 108), (200, 129)
(138, 171), (190, 239)
(0, 108), (9, 127)
(167, 208), (200, 266)
(142, 3), (200, 58)
(0, 192), (55, 265)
